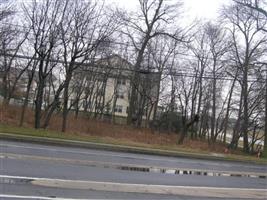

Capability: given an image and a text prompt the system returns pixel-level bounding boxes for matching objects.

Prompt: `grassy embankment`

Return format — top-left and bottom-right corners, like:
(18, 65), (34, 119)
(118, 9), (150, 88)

(0, 104), (266, 163)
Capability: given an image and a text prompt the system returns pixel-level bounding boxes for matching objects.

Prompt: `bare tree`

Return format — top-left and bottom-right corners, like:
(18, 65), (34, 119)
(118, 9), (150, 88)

(265, 64), (267, 156)
(23, 0), (63, 129)
(0, 1), (13, 22)
(176, 71), (194, 144)
(0, 33), (30, 104)
(222, 3), (267, 152)
(147, 36), (179, 129)
(57, 0), (119, 132)
(0, 3), (29, 105)
(19, 55), (38, 126)
(204, 22), (230, 143)
(222, 69), (239, 144)
(234, 0), (267, 159)
(121, 0), (187, 126)
(187, 25), (210, 139)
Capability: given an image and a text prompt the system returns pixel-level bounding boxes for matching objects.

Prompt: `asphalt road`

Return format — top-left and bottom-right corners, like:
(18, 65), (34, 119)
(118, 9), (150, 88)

(0, 140), (266, 200)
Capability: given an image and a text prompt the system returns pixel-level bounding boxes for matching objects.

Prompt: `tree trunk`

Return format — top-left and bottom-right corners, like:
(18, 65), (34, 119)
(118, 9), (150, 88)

(137, 93), (146, 127)
(223, 78), (236, 143)
(229, 91), (243, 149)
(34, 58), (46, 129)
(152, 72), (161, 122)
(178, 117), (187, 144)
(263, 67), (267, 157)
(127, 37), (150, 125)
(196, 66), (204, 138)
(2, 74), (9, 105)
(75, 98), (80, 119)
(2, 50), (9, 105)
(20, 71), (35, 126)
(42, 84), (64, 129)
(211, 76), (217, 143)
(168, 75), (175, 132)
(127, 72), (139, 125)
(112, 80), (118, 124)
(190, 73), (198, 139)
(61, 73), (72, 132)
(99, 79), (107, 120)
(242, 66), (250, 153)
(34, 80), (45, 129)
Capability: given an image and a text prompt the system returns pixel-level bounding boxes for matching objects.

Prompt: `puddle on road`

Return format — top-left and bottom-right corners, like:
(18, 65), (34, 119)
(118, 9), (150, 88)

(117, 166), (267, 179)
(1, 153), (265, 180)
(0, 177), (33, 185)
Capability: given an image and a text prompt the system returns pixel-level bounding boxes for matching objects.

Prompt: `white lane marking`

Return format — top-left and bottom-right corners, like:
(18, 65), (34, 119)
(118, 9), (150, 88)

(0, 174), (266, 191)
(0, 194), (97, 200)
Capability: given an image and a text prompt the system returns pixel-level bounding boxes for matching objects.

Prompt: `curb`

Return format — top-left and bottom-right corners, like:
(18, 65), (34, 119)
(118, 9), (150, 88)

(0, 132), (264, 164)
(2, 175), (266, 199)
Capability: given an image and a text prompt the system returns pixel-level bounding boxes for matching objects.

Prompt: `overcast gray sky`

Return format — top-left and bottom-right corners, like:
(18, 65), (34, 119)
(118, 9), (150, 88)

(109, 0), (231, 22)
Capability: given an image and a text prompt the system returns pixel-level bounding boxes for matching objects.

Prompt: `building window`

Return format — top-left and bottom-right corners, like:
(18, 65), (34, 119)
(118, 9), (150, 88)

(97, 89), (105, 96)
(116, 91), (124, 99)
(82, 100), (86, 108)
(117, 78), (126, 85)
(70, 99), (75, 106)
(114, 105), (123, 113)
(82, 100), (91, 109)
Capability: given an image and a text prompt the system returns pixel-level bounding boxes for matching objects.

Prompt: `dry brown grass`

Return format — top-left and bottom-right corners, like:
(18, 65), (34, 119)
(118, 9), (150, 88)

(0, 104), (237, 154)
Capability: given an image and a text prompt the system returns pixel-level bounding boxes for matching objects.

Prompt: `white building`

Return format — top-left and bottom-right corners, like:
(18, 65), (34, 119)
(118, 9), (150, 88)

(69, 55), (160, 124)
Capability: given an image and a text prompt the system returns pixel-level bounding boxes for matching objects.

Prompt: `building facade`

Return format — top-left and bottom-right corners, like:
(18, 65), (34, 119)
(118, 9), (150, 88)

(69, 55), (160, 125)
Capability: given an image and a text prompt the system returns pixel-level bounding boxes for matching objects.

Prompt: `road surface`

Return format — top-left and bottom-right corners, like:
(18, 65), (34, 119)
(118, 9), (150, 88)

(0, 140), (266, 199)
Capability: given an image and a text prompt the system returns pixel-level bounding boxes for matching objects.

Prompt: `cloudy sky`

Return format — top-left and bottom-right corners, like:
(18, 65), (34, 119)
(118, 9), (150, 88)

(109, 0), (231, 21)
